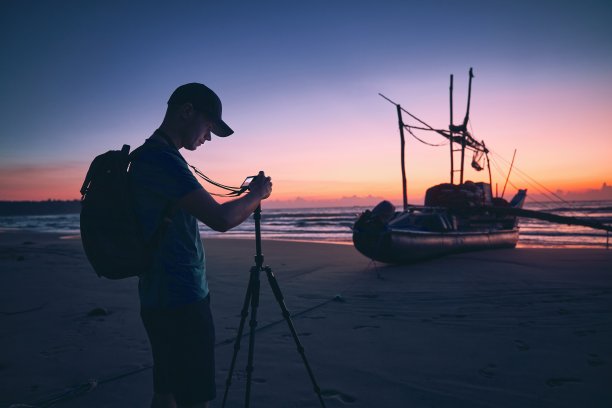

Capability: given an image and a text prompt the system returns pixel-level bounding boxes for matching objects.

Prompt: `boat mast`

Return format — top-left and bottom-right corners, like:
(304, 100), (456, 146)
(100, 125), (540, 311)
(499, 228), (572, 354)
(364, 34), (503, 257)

(460, 68), (474, 185)
(449, 75), (454, 184)
(396, 104), (408, 211)
(448, 68), (475, 185)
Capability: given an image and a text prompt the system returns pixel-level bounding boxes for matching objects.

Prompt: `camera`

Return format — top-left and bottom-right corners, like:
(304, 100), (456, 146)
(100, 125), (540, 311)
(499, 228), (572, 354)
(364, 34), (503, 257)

(240, 175), (257, 190)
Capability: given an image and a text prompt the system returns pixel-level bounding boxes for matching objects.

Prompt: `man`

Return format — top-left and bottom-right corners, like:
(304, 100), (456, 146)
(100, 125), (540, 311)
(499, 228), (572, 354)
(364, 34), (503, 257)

(129, 83), (272, 408)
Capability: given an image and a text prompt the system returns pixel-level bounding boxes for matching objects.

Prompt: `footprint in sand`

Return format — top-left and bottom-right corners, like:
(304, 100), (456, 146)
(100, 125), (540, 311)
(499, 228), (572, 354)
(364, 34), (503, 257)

(87, 307), (110, 317)
(297, 294), (328, 300)
(514, 340), (530, 351)
(321, 389), (356, 404)
(354, 294), (379, 299)
(40, 344), (79, 357)
(478, 363), (497, 378)
(369, 313), (395, 318)
(228, 369), (247, 381)
(573, 329), (597, 337)
(439, 313), (467, 319)
(587, 353), (605, 367)
(281, 332), (312, 338)
(546, 377), (582, 387)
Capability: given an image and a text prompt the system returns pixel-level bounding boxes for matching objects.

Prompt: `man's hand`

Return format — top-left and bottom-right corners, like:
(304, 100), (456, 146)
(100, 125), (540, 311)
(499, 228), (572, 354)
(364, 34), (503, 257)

(249, 171), (272, 200)
(180, 171), (273, 232)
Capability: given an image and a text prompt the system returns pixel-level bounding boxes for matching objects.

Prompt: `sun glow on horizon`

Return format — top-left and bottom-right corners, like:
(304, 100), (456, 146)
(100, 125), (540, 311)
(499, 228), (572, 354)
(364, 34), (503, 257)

(0, 158), (608, 205)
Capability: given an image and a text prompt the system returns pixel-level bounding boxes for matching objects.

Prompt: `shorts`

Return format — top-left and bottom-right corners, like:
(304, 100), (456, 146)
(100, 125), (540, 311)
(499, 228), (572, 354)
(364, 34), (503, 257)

(141, 295), (216, 405)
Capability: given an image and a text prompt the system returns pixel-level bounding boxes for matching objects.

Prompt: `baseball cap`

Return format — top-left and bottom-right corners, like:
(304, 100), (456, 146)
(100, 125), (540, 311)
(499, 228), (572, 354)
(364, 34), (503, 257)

(168, 83), (234, 137)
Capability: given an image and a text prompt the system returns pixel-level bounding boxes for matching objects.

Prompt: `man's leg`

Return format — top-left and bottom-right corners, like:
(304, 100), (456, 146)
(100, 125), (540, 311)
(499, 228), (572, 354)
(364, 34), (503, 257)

(142, 309), (177, 408)
(151, 392), (177, 408)
(179, 402), (209, 408)
(174, 297), (216, 407)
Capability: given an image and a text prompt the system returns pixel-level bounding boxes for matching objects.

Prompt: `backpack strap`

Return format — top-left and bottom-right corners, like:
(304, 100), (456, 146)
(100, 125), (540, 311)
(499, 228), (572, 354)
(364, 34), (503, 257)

(80, 145), (131, 199)
(128, 137), (180, 276)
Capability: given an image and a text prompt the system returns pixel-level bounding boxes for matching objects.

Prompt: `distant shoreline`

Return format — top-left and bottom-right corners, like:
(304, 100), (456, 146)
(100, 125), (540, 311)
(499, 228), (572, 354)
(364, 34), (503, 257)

(0, 200), (80, 216)
(2, 198), (612, 217)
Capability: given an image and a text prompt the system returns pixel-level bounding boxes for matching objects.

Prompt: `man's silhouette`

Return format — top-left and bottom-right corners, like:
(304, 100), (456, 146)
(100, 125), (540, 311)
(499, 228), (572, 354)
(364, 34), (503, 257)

(130, 83), (272, 408)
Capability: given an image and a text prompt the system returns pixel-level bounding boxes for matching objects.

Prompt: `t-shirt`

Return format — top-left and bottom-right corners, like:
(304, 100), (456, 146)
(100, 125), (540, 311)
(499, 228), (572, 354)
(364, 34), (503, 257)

(129, 136), (208, 309)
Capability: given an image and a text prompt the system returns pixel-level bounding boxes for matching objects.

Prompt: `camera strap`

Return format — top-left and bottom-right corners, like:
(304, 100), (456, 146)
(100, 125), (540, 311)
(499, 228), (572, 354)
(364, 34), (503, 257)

(188, 165), (247, 197)
(155, 129), (248, 197)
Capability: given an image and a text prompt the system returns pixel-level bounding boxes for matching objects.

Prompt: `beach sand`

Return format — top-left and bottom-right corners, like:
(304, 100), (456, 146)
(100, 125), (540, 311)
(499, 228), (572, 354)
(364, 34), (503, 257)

(0, 231), (611, 408)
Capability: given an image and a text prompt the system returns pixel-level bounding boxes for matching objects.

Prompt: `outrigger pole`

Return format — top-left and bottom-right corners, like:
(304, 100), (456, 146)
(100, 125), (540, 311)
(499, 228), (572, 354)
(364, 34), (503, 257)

(455, 206), (612, 234)
(501, 149), (517, 199)
(483, 142), (494, 198)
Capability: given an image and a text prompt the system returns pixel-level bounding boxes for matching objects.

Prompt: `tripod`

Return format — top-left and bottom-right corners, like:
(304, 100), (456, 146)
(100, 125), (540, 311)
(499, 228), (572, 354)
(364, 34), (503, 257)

(222, 205), (327, 408)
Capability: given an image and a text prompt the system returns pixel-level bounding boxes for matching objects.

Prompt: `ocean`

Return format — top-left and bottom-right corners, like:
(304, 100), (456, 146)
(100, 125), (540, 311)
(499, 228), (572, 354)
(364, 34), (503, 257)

(0, 200), (610, 249)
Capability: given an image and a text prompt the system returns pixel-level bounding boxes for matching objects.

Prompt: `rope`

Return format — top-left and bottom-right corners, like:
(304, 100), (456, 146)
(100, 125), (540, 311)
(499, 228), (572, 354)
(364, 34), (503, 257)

(465, 122), (578, 211)
(404, 126), (448, 147)
(490, 157), (553, 205)
(379, 93), (434, 130)
(403, 124), (449, 133)
(489, 157), (584, 219)
(489, 150), (574, 207)
(380, 93), (487, 154)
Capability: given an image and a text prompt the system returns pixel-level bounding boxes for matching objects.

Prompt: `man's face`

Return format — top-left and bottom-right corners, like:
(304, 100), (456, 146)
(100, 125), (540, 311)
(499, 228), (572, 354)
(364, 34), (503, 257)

(182, 110), (213, 151)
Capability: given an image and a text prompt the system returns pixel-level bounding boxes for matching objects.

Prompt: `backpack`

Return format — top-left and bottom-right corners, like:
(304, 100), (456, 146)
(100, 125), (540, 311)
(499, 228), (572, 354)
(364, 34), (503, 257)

(79, 144), (174, 279)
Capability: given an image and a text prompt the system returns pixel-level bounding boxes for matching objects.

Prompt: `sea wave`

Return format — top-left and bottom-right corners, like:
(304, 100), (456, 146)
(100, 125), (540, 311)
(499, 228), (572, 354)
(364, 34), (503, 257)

(1, 201), (610, 248)
(519, 231), (608, 238)
(527, 206), (612, 213)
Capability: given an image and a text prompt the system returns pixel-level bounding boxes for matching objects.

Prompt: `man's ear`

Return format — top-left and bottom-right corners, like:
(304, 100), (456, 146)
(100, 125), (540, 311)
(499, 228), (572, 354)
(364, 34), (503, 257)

(179, 102), (196, 119)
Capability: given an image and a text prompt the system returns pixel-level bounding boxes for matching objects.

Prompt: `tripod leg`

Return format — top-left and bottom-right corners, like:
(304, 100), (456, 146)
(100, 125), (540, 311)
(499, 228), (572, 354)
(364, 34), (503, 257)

(221, 268), (254, 408)
(264, 266), (328, 408)
(244, 265), (261, 408)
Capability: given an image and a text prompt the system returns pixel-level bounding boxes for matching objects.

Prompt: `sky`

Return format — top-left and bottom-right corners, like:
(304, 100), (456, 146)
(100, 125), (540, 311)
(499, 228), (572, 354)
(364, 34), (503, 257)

(1, 0), (611, 207)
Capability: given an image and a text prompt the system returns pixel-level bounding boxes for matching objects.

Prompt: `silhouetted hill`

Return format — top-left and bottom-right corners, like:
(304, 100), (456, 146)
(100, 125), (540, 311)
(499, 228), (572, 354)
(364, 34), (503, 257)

(0, 200), (80, 216)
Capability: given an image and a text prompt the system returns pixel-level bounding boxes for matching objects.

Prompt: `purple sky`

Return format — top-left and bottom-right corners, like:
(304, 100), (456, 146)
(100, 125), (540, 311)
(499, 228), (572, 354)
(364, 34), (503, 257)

(1, 1), (611, 203)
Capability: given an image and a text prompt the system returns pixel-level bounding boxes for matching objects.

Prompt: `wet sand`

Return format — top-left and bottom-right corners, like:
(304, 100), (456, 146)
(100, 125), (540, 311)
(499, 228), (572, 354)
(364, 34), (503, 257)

(1, 231), (611, 407)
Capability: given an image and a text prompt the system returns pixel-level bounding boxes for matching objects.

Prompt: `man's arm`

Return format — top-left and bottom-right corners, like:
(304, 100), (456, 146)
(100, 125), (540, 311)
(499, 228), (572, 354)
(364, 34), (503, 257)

(179, 171), (272, 232)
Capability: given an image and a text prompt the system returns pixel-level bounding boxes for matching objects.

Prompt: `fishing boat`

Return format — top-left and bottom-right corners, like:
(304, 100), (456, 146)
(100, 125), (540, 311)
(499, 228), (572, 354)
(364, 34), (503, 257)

(353, 186), (527, 263)
(353, 69), (611, 263)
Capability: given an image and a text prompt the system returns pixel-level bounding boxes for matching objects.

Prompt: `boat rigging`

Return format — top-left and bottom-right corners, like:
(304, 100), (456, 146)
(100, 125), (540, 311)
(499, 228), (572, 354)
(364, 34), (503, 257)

(352, 68), (610, 263)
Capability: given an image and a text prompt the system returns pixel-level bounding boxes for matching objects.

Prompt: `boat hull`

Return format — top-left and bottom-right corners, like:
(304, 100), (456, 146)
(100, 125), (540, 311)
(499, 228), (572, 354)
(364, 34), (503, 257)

(353, 227), (519, 263)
